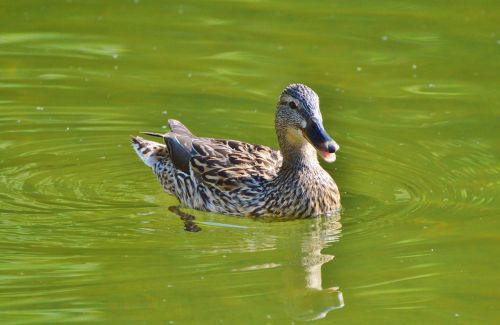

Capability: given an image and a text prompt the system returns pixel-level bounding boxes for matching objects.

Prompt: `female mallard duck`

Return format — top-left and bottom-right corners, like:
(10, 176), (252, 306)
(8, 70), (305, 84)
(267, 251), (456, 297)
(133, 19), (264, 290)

(132, 83), (340, 218)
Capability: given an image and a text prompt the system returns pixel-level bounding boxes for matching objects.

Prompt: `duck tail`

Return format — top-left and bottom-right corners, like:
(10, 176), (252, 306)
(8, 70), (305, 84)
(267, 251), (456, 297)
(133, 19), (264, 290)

(140, 131), (164, 138)
(131, 136), (166, 168)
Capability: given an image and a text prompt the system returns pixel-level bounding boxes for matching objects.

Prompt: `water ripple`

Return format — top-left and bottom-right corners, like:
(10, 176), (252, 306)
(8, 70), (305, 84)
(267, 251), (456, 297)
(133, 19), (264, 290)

(338, 124), (497, 240)
(0, 32), (125, 59)
(0, 107), (154, 215)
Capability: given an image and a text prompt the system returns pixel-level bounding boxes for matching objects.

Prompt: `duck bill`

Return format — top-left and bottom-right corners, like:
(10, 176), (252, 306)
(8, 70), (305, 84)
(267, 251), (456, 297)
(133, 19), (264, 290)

(302, 119), (339, 163)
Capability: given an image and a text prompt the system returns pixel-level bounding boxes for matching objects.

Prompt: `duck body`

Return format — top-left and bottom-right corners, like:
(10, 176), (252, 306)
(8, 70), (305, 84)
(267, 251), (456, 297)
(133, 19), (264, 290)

(132, 84), (341, 218)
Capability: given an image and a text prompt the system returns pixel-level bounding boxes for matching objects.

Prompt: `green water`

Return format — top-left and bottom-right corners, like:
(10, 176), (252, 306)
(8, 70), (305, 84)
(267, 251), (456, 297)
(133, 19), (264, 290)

(1, 0), (499, 323)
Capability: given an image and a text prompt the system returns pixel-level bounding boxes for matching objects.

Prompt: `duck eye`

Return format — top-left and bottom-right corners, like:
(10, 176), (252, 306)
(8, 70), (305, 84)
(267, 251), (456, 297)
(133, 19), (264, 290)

(289, 101), (298, 109)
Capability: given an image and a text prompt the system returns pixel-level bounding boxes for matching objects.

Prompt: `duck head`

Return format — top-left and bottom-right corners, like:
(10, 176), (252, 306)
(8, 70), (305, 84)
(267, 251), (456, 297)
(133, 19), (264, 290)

(275, 83), (339, 163)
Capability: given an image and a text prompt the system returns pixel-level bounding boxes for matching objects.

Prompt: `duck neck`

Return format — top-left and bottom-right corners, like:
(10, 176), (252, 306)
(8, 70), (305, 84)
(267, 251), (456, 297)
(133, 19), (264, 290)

(276, 127), (320, 170)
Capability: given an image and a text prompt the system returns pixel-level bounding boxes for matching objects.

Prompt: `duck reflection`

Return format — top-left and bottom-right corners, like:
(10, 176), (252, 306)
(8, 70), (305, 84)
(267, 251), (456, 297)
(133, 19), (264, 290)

(284, 215), (344, 321)
(170, 207), (344, 321)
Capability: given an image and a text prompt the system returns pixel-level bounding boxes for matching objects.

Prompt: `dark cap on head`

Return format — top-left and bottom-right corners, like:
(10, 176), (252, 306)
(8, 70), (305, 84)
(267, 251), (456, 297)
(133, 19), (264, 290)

(281, 83), (318, 100)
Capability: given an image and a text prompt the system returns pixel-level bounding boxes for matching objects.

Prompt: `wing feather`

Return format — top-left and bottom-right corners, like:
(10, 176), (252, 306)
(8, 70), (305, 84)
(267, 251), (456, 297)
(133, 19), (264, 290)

(145, 119), (282, 192)
(190, 138), (282, 191)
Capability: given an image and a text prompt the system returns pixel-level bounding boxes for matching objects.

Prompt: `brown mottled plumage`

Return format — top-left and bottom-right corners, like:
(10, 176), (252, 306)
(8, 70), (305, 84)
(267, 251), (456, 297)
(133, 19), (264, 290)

(132, 84), (341, 218)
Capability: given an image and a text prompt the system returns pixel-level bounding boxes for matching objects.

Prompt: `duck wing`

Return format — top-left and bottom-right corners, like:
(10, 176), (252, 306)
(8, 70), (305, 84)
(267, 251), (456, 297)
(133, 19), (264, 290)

(149, 119), (282, 192)
(190, 138), (282, 191)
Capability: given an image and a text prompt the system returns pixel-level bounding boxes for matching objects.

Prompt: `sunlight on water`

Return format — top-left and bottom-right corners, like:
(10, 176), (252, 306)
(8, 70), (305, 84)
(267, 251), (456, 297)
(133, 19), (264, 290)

(0, 0), (498, 324)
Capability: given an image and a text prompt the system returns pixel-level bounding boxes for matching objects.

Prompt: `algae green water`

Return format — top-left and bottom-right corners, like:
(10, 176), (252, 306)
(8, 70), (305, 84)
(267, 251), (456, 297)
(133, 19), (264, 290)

(1, 0), (499, 324)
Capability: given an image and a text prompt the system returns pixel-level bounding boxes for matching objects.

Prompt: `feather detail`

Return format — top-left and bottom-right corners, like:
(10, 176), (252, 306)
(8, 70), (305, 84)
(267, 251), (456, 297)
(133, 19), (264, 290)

(132, 83), (341, 218)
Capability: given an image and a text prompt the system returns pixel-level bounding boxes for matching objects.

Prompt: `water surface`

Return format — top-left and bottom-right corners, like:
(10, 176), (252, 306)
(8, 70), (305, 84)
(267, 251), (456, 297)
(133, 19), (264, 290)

(0, 0), (499, 324)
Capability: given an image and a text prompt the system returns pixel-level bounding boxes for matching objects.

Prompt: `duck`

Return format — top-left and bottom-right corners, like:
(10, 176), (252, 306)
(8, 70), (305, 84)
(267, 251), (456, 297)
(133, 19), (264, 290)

(131, 83), (340, 218)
